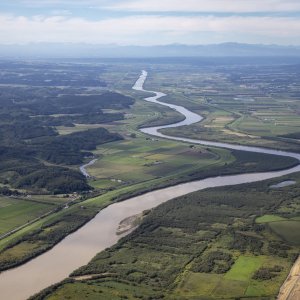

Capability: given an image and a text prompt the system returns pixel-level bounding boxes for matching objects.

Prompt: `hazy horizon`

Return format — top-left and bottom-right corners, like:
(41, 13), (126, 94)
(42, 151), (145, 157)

(0, 42), (300, 59)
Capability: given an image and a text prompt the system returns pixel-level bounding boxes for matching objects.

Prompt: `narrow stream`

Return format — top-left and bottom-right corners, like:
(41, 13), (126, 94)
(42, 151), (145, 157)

(0, 71), (299, 300)
(80, 159), (98, 178)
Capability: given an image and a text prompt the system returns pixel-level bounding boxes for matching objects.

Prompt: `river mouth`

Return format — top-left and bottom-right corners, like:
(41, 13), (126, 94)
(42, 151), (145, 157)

(0, 71), (299, 300)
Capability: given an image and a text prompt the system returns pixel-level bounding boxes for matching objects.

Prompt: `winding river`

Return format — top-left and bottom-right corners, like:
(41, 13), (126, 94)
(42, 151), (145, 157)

(80, 159), (98, 178)
(0, 71), (300, 300)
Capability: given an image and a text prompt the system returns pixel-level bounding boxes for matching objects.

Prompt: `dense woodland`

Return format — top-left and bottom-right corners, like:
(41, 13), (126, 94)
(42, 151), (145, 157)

(0, 65), (134, 193)
(62, 176), (299, 299)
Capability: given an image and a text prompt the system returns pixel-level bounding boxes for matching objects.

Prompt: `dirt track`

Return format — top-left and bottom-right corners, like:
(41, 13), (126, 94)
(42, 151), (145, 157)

(278, 256), (300, 300)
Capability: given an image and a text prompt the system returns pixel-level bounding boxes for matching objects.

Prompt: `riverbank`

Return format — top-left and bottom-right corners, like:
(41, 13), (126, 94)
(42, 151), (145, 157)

(0, 146), (295, 274)
(278, 256), (300, 300)
(116, 212), (145, 235)
(42, 172), (300, 300)
(0, 70), (299, 300)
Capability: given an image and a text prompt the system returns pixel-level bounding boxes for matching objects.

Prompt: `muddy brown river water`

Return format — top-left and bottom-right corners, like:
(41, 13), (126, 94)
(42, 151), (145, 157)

(0, 71), (299, 300)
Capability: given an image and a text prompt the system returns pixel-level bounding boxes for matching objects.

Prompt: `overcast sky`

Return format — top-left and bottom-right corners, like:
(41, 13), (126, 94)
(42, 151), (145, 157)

(0, 0), (300, 45)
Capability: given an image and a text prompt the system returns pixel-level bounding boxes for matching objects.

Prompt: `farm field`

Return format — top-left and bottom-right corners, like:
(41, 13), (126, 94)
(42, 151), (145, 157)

(268, 221), (300, 245)
(88, 138), (227, 188)
(41, 172), (300, 300)
(2, 141), (295, 273)
(0, 193), (77, 237)
(0, 196), (54, 236)
(0, 60), (299, 299)
(142, 65), (300, 153)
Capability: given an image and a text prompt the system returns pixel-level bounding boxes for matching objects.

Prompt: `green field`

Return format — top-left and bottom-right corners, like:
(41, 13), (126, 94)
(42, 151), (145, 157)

(148, 66), (300, 153)
(268, 221), (300, 245)
(256, 214), (287, 223)
(225, 256), (264, 281)
(256, 214), (300, 245)
(39, 173), (300, 300)
(1, 62), (300, 299)
(176, 272), (222, 297)
(0, 197), (53, 235)
(88, 137), (224, 187)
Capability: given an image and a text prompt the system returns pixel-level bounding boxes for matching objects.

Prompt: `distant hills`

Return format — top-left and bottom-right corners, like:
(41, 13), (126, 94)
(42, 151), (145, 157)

(0, 42), (299, 58)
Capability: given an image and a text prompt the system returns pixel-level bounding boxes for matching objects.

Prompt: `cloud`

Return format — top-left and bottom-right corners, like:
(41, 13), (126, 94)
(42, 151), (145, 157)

(50, 10), (72, 16)
(0, 14), (299, 45)
(18, 0), (115, 7)
(107, 0), (300, 13)
(14, 0), (300, 13)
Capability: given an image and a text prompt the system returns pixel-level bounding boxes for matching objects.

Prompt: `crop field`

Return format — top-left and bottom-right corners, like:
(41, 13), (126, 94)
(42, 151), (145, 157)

(87, 137), (223, 188)
(225, 256), (264, 281)
(0, 197), (54, 236)
(176, 255), (292, 299)
(0, 62), (298, 274)
(41, 172), (300, 300)
(2, 142), (293, 273)
(0, 61), (299, 299)
(141, 64), (300, 152)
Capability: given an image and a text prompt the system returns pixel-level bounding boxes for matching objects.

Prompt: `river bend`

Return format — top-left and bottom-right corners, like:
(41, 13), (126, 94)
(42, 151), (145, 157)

(0, 71), (299, 300)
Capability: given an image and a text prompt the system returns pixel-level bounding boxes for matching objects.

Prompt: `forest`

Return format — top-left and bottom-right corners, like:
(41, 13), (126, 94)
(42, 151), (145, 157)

(0, 78), (133, 193)
(56, 174), (299, 300)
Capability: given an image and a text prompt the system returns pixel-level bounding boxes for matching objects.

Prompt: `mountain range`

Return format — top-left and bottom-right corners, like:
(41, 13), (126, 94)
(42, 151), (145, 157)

(0, 43), (299, 58)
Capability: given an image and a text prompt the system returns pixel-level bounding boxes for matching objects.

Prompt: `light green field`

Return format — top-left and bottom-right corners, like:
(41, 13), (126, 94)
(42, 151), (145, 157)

(245, 256), (293, 297)
(0, 197), (53, 235)
(56, 123), (106, 135)
(224, 256), (264, 281)
(89, 179), (121, 189)
(86, 137), (228, 189)
(175, 255), (287, 299)
(256, 214), (287, 223)
(230, 114), (300, 137)
(176, 255), (287, 299)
